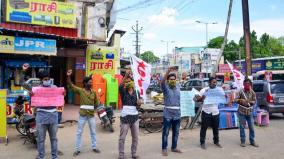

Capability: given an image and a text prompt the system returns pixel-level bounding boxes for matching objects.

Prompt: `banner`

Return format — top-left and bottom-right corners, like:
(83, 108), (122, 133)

(5, 0), (76, 28)
(0, 90), (7, 138)
(86, 47), (118, 76)
(180, 89), (200, 117)
(31, 87), (65, 107)
(130, 55), (152, 103)
(265, 59), (284, 70)
(203, 88), (226, 105)
(0, 35), (57, 55)
(227, 60), (245, 90)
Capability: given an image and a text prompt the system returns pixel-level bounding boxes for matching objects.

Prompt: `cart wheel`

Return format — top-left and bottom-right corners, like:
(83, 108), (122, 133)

(144, 118), (163, 133)
(180, 117), (191, 130)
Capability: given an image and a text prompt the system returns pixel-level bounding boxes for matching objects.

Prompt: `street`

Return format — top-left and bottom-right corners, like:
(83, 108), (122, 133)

(1, 106), (284, 159)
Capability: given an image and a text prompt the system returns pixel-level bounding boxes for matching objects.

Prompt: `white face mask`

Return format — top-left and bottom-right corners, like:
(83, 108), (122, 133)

(42, 80), (51, 87)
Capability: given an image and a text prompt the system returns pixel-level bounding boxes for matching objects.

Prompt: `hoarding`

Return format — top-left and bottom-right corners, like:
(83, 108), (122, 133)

(5, 0), (76, 28)
(265, 59), (284, 70)
(86, 46), (118, 76)
(0, 35), (56, 55)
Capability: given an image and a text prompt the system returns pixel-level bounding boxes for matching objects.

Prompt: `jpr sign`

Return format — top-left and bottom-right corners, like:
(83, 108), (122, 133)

(14, 37), (56, 54)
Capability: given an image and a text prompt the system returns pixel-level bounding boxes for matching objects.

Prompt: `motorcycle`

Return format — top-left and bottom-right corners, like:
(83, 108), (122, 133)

(97, 89), (115, 132)
(22, 114), (37, 145)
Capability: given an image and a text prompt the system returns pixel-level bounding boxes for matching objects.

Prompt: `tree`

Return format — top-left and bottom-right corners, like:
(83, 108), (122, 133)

(140, 51), (160, 64)
(207, 36), (239, 62)
(224, 40), (239, 62)
(239, 30), (260, 59)
(268, 37), (284, 56)
(207, 36), (224, 48)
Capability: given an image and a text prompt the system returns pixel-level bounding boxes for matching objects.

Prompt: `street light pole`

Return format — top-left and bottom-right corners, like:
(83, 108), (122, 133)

(161, 40), (175, 66)
(196, 20), (217, 45)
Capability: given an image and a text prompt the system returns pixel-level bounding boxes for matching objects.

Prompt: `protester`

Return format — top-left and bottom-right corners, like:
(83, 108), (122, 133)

(180, 72), (188, 87)
(36, 71), (62, 159)
(161, 67), (182, 156)
(66, 69), (101, 156)
(118, 69), (142, 159)
(198, 77), (225, 149)
(235, 78), (259, 147)
(22, 65), (63, 159)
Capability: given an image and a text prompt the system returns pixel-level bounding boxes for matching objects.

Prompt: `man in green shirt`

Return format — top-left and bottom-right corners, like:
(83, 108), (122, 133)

(67, 70), (101, 156)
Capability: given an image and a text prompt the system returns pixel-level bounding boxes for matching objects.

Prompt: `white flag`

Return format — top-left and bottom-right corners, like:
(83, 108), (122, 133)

(130, 55), (152, 103)
(227, 60), (245, 90)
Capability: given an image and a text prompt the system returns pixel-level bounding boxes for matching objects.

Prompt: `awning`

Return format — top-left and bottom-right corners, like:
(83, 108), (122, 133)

(4, 60), (49, 68)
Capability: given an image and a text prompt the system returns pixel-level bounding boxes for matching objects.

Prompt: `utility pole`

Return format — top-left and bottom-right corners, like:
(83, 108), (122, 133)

(132, 20), (143, 57)
(242, 0), (252, 76)
(212, 0), (233, 76)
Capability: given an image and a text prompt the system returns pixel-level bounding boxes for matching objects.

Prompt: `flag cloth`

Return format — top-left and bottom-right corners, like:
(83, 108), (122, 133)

(227, 60), (245, 90)
(130, 55), (152, 103)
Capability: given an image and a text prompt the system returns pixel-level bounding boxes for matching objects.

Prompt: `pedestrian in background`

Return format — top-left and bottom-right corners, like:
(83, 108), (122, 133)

(161, 67), (182, 156)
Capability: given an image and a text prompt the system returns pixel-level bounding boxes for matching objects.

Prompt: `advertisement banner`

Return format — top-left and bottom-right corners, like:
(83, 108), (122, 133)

(5, 0), (76, 28)
(0, 35), (14, 53)
(234, 60), (265, 73)
(0, 90), (7, 138)
(86, 47), (118, 76)
(0, 35), (56, 55)
(265, 59), (284, 70)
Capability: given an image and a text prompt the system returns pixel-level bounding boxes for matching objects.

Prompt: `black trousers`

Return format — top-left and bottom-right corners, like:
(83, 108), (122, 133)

(200, 111), (220, 144)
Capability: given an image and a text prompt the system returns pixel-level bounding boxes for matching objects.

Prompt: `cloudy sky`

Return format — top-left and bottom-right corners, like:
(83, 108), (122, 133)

(113, 0), (284, 57)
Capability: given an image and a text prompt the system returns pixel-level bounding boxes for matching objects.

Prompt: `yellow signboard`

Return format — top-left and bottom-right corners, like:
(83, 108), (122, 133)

(0, 90), (7, 138)
(86, 46), (118, 76)
(0, 36), (14, 53)
(5, 0), (76, 28)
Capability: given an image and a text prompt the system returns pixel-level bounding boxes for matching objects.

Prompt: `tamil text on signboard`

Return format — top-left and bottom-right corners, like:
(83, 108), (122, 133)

(5, 0), (76, 28)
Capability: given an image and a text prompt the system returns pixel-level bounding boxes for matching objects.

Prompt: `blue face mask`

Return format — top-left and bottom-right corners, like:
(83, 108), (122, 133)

(42, 80), (51, 87)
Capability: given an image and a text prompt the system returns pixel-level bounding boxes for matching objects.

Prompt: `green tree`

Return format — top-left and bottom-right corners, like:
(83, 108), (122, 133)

(140, 51), (160, 64)
(224, 40), (240, 62)
(239, 30), (260, 58)
(207, 36), (224, 48)
(268, 37), (284, 56)
(259, 33), (271, 57)
(207, 36), (239, 62)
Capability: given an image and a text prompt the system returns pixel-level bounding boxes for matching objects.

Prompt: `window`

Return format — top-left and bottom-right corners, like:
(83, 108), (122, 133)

(270, 82), (284, 94)
(253, 84), (264, 92)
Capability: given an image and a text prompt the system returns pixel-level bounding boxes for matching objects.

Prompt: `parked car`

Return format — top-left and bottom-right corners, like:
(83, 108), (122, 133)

(253, 80), (284, 115)
(181, 78), (223, 91)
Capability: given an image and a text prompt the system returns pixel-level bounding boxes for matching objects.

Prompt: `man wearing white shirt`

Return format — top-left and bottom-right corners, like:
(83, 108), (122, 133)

(198, 77), (225, 149)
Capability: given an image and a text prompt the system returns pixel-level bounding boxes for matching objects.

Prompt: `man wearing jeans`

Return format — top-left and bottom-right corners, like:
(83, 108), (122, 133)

(67, 70), (101, 156)
(235, 78), (259, 147)
(161, 67), (182, 156)
(21, 65), (63, 159)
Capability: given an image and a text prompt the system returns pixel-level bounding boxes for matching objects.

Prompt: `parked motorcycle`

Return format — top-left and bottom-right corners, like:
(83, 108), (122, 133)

(22, 114), (37, 145)
(97, 89), (115, 132)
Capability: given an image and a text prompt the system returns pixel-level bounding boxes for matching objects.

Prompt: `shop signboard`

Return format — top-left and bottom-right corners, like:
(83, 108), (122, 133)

(5, 0), (76, 28)
(218, 64), (231, 73)
(86, 46), (118, 76)
(265, 59), (284, 70)
(234, 60), (265, 73)
(0, 35), (56, 55)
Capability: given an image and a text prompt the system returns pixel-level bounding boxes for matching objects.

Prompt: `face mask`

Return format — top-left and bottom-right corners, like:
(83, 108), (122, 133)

(209, 83), (216, 89)
(244, 83), (251, 91)
(168, 80), (176, 89)
(42, 80), (51, 87)
(126, 81), (134, 90)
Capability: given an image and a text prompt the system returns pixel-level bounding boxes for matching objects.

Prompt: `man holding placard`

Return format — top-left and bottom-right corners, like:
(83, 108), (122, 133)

(23, 68), (65, 159)
(198, 77), (226, 150)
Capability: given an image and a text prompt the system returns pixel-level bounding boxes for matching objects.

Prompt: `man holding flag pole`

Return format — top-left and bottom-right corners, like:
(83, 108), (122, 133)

(118, 55), (151, 159)
(227, 61), (259, 148)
